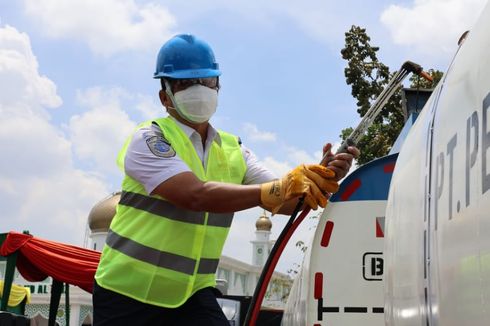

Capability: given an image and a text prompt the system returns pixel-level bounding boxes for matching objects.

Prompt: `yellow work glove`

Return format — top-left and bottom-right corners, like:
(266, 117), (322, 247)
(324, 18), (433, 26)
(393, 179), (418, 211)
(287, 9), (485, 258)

(260, 164), (339, 214)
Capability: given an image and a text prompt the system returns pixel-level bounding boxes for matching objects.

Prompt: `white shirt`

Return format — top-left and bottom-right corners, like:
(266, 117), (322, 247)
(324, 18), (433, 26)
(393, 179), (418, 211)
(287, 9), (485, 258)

(124, 117), (276, 194)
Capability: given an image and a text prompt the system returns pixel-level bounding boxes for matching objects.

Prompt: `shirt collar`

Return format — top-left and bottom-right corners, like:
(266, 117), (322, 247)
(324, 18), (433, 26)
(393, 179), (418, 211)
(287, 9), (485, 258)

(169, 116), (222, 146)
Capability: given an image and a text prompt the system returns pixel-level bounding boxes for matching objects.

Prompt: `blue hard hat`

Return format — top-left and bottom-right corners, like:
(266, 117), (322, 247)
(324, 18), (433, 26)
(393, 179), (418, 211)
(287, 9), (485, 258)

(154, 34), (221, 79)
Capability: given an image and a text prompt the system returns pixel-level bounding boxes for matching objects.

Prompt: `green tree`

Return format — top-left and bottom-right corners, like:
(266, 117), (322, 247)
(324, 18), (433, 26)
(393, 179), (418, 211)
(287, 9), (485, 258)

(340, 25), (442, 165)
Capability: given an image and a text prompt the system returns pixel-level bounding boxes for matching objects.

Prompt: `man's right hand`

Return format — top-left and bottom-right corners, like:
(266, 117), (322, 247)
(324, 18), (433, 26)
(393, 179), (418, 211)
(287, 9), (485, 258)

(260, 164), (339, 214)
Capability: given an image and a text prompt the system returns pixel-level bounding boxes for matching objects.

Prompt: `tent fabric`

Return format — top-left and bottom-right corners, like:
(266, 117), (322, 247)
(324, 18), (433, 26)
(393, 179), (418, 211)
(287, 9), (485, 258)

(0, 280), (31, 306)
(0, 231), (101, 293)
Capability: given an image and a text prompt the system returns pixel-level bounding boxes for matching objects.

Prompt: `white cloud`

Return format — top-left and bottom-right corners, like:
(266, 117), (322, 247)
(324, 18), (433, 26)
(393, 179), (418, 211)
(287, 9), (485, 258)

(381, 0), (487, 55)
(0, 25), (109, 245)
(23, 0), (177, 56)
(262, 157), (293, 177)
(284, 146), (317, 165)
(257, 144), (324, 178)
(262, 145), (317, 172)
(259, 141), (358, 181)
(135, 95), (164, 120)
(243, 123), (277, 142)
(15, 171), (108, 238)
(69, 87), (136, 174)
(0, 111), (72, 178)
(0, 25), (61, 110)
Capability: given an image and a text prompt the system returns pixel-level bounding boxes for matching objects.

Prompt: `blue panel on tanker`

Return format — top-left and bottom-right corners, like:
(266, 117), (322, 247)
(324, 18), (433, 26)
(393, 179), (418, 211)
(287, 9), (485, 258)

(330, 153), (398, 202)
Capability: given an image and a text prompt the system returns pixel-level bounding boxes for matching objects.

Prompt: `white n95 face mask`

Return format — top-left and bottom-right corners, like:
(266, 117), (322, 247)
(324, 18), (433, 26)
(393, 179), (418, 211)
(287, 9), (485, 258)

(172, 85), (218, 123)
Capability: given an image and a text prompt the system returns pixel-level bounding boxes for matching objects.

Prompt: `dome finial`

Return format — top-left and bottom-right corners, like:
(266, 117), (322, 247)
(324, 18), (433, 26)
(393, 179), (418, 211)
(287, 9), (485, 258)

(255, 210), (272, 231)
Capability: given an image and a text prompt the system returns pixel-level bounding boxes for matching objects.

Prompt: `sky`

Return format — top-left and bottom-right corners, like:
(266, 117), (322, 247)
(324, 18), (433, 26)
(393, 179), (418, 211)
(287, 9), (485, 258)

(0, 0), (487, 274)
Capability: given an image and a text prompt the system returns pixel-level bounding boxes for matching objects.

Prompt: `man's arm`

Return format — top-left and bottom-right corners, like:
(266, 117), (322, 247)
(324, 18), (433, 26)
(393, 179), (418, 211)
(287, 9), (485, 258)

(152, 171), (261, 213)
(152, 164), (338, 215)
(126, 127), (326, 214)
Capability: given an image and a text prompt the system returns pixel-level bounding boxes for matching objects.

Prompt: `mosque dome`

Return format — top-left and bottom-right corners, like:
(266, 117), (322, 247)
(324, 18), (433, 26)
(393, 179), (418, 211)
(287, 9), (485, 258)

(88, 192), (121, 232)
(255, 211), (272, 231)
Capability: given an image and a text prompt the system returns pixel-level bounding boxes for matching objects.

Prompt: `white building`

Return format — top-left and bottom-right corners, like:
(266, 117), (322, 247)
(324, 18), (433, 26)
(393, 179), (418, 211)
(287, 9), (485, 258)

(0, 193), (292, 325)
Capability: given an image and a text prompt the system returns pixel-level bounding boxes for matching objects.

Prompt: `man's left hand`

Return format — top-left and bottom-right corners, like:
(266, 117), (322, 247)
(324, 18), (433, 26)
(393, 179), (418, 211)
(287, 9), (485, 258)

(322, 143), (360, 181)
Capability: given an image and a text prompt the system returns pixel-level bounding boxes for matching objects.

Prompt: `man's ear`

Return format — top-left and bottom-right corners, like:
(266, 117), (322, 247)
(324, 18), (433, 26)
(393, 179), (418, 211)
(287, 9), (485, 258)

(159, 89), (169, 107)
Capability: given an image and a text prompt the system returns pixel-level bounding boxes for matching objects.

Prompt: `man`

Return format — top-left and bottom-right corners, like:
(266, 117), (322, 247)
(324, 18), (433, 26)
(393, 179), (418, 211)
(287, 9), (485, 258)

(93, 34), (359, 325)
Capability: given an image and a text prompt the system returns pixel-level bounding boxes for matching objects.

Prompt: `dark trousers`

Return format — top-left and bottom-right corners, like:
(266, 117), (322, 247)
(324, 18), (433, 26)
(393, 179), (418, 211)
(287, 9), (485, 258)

(93, 281), (230, 326)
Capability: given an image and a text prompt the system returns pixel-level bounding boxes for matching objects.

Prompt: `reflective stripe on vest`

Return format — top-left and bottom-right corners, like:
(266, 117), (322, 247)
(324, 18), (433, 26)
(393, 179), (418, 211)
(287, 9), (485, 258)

(119, 191), (234, 228)
(106, 230), (220, 275)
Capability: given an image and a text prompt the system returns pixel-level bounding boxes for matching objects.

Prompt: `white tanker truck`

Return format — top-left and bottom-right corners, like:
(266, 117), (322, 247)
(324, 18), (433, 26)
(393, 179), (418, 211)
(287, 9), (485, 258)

(281, 1), (490, 325)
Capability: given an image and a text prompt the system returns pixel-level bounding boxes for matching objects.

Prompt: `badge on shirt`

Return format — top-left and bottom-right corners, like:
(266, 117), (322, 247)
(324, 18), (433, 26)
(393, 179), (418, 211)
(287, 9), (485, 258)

(146, 136), (176, 158)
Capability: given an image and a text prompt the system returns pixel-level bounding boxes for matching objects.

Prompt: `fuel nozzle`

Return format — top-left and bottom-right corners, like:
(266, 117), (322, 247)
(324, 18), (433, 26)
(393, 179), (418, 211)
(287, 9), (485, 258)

(402, 61), (433, 82)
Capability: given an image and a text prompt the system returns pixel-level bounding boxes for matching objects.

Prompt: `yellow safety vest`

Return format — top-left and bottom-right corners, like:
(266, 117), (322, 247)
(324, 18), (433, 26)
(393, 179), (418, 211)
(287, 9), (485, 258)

(95, 117), (247, 308)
